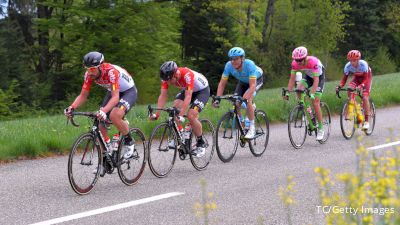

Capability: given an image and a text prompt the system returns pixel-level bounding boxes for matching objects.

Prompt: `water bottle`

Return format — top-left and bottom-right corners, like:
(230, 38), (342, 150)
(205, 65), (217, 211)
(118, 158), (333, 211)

(183, 124), (191, 141)
(111, 133), (120, 151)
(244, 117), (250, 129)
(356, 103), (364, 124)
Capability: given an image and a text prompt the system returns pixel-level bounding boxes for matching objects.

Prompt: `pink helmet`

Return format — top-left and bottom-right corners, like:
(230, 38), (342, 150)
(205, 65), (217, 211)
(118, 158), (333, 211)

(292, 46), (308, 60)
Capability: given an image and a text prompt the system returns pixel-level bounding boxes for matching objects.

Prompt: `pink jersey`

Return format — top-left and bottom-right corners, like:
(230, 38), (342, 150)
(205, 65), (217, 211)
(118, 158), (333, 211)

(82, 63), (135, 92)
(290, 56), (324, 77)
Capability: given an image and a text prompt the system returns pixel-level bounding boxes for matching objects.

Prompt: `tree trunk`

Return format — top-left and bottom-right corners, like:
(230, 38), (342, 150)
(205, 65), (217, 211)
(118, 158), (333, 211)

(260, 0), (276, 50)
(36, 0), (53, 75)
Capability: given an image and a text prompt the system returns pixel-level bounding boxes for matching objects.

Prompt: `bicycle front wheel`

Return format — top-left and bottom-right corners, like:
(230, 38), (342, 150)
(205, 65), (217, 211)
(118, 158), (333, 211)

(248, 110), (269, 157)
(318, 102), (331, 144)
(190, 118), (215, 170)
(288, 105), (307, 149)
(215, 112), (239, 163)
(118, 128), (147, 186)
(148, 122), (177, 178)
(340, 100), (356, 140)
(364, 99), (376, 136)
(68, 133), (101, 195)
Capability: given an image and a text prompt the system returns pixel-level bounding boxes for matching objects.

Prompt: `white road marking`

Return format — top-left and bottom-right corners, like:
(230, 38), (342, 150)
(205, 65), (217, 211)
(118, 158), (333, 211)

(30, 192), (185, 225)
(367, 141), (400, 151)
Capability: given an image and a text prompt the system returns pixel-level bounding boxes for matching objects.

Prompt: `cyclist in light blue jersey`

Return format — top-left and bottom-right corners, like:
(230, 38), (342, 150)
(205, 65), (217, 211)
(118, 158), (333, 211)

(213, 47), (264, 139)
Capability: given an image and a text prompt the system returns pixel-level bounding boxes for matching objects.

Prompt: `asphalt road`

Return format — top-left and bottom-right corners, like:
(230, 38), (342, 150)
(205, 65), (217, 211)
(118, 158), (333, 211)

(0, 106), (399, 225)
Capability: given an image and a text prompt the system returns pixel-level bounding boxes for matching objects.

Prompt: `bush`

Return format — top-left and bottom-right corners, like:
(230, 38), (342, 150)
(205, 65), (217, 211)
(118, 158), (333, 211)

(368, 46), (398, 75)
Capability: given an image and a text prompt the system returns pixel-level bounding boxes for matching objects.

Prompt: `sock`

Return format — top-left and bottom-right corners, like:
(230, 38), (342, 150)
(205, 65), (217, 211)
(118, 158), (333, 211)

(318, 122), (323, 130)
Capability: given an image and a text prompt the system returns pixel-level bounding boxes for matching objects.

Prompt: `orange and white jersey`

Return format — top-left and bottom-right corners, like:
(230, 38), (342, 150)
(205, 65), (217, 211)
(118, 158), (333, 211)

(161, 67), (208, 92)
(82, 63), (135, 92)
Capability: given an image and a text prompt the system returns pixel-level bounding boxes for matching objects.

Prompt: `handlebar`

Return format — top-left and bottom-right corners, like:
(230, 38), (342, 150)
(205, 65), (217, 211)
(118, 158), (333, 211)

(67, 111), (111, 128)
(281, 88), (310, 97)
(211, 95), (247, 105)
(335, 87), (362, 99)
(147, 105), (182, 118)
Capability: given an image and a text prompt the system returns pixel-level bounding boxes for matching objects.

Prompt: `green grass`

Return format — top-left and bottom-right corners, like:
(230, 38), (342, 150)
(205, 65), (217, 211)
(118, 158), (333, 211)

(0, 72), (399, 160)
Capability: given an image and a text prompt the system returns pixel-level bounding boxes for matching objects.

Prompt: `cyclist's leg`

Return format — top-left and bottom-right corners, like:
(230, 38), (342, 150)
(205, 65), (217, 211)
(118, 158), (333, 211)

(245, 76), (263, 121)
(99, 92), (112, 142)
(312, 74), (325, 129)
(297, 78), (309, 102)
(188, 87), (209, 137)
(234, 81), (247, 120)
(362, 70), (372, 122)
(173, 90), (185, 130)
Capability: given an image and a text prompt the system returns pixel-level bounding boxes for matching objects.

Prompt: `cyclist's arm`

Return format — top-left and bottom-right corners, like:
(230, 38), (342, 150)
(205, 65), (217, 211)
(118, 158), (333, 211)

(180, 89), (193, 117)
(339, 74), (348, 87)
(101, 89), (120, 113)
(70, 88), (89, 109)
(216, 75), (228, 96)
(157, 88), (168, 111)
(287, 71), (296, 91)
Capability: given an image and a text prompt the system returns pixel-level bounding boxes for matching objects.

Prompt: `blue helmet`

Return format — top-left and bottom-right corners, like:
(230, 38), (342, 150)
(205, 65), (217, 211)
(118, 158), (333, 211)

(228, 47), (245, 58)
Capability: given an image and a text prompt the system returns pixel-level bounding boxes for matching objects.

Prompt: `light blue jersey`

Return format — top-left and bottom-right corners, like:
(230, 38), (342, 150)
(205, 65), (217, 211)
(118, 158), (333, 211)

(344, 60), (369, 76)
(222, 59), (262, 84)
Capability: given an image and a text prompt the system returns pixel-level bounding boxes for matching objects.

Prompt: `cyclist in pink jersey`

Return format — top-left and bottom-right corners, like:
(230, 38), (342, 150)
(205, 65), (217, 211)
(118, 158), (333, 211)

(64, 52), (137, 164)
(336, 50), (372, 130)
(283, 46), (326, 141)
(150, 61), (210, 157)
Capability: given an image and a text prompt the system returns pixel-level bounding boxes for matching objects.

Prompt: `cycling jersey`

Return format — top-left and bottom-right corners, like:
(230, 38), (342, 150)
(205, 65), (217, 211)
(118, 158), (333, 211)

(161, 67), (209, 92)
(343, 60), (369, 77)
(82, 63), (135, 92)
(291, 56), (324, 77)
(222, 59), (263, 83)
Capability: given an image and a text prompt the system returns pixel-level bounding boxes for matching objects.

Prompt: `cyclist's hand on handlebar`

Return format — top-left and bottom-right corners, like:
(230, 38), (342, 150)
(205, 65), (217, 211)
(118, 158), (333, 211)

(149, 112), (159, 121)
(96, 109), (107, 121)
(357, 84), (365, 91)
(335, 85), (341, 92)
(64, 106), (74, 117)
(212, 99), (220, 108)
(282, 93), (289, 101)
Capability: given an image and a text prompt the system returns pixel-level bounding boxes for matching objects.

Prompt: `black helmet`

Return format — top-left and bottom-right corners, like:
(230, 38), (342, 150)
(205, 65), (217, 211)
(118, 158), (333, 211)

(83, 51), (104, 68)
(160, 61), (177, 81)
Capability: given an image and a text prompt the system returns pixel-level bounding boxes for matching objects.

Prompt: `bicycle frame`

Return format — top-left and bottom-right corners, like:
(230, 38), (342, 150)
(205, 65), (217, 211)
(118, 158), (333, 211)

(282, 88), (317, 132)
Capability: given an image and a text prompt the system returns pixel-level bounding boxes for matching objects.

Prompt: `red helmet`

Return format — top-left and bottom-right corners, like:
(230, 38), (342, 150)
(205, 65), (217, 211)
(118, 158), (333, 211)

(347, 50), (361, 60)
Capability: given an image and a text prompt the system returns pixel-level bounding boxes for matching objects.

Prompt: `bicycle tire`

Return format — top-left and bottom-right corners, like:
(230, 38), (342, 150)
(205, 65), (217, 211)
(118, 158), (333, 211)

(248, 109), (269, 157)
(318, 102), (331, 144)
(215, 111), (239, 163)
(288, 105), (307, 149)
(148, 122), (177, 178)
(190, 118), (215, 170)
(340, 100), (356, 140)
(117, 127), (147, 186)
(68, 132), (101, 195)
(364, 99), (376, 136)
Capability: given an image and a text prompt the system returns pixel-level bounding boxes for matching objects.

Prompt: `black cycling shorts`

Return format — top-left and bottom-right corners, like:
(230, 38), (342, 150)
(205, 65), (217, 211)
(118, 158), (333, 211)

(101, 86), (137, 114)
(175, 87), (210, 112)
(234, 76), (264, 97)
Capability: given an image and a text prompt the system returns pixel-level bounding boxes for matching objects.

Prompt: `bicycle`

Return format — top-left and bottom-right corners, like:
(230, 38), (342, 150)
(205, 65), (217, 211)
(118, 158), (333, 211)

(147, 105), (215, 178)
(336, 87), (376, 139)
(212, 95), (270, 163)
(67, 112), (146, 195)
(282, 88), (331, 149)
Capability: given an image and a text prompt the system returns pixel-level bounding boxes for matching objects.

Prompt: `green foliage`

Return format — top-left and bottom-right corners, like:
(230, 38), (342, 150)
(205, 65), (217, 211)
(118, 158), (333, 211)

(0, 80), (20, 120)
(369, 46), (397, 75)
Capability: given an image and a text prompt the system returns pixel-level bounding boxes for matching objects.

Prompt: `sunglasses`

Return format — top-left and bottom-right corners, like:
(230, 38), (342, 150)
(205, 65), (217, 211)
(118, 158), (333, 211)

(230, 56), (242, 61)
(295, 58), (305, 63)
(86, 65), (100, 73)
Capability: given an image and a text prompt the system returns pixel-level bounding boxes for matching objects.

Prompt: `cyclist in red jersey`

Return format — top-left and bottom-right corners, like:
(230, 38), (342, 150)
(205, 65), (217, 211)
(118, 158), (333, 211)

(150, 61), (210, 157)
(336, 50), (373, 130)
(64, 52), (137, 163)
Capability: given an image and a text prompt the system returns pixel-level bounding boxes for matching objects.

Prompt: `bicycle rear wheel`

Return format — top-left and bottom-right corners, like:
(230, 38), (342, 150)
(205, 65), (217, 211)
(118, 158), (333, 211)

(68, 133), (101, 195)
(148, 122), (177, 178)
(318, 102), (331, 144)
(190, 118), (215, 170)
(118, 128), (147, 186)
(364, 99), (376, 136)
(340, 100), (356, 140)
(288, 105), (307, 149)
(215, 111), (239, 163)
(248, 110), (269, 157)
